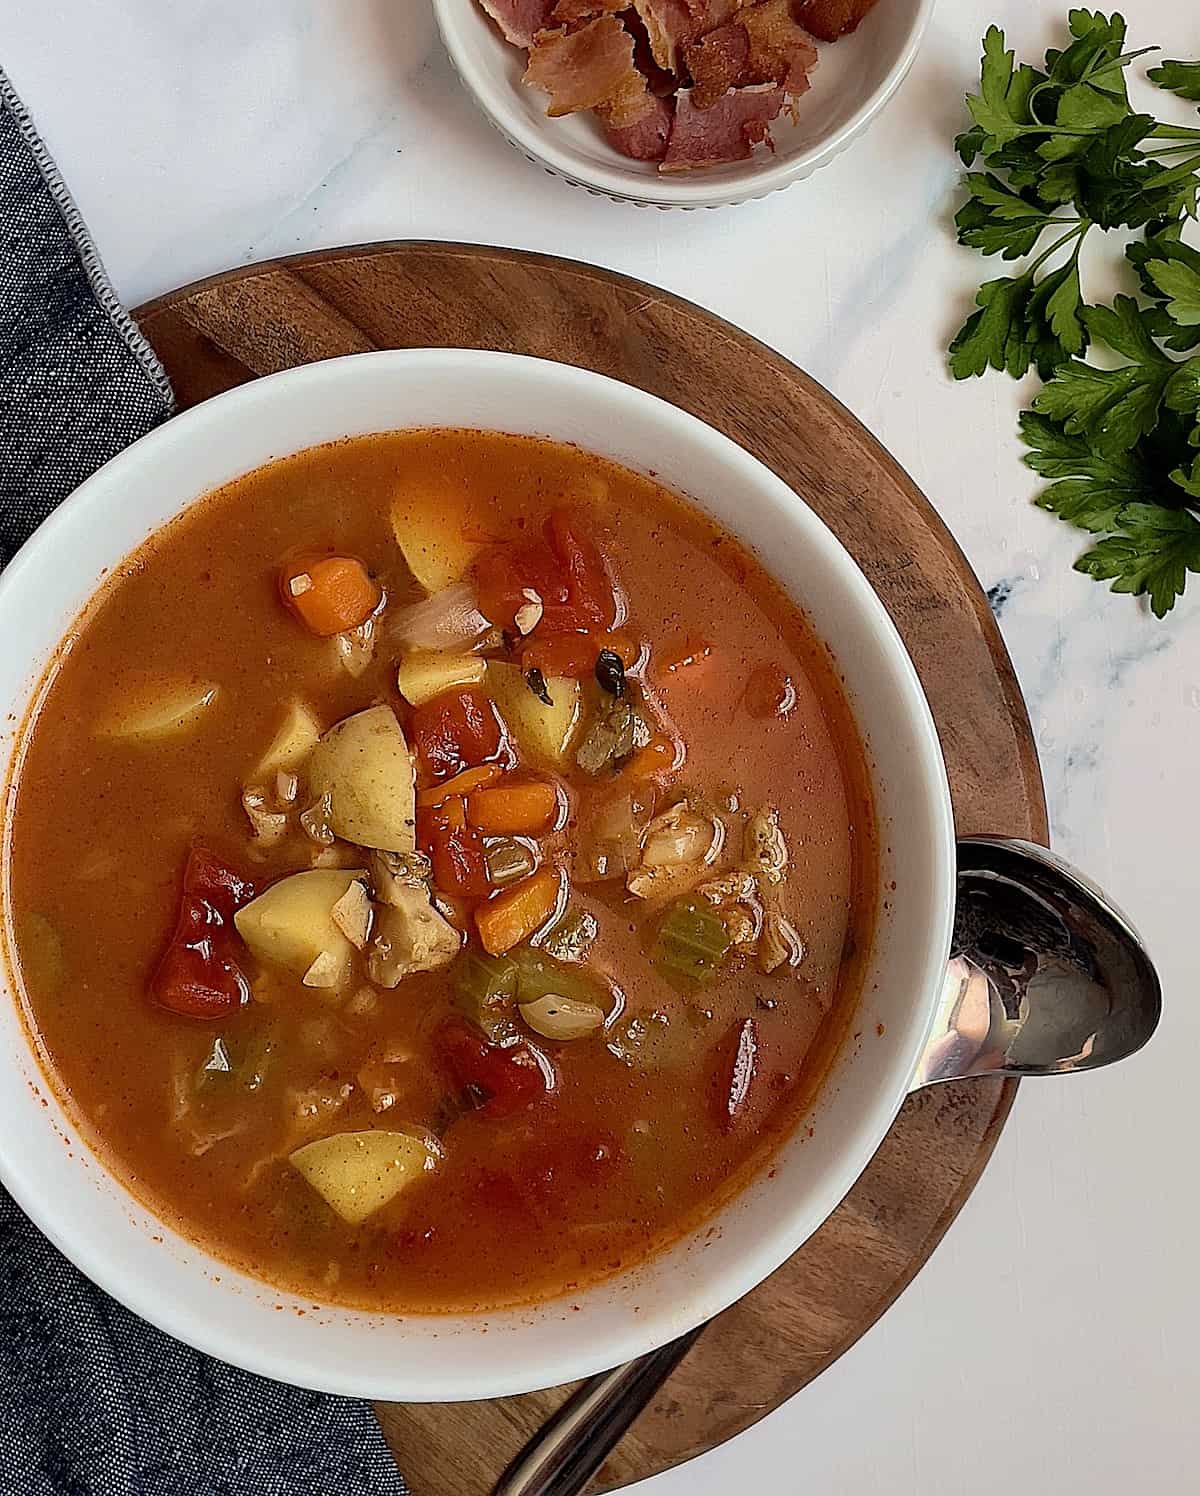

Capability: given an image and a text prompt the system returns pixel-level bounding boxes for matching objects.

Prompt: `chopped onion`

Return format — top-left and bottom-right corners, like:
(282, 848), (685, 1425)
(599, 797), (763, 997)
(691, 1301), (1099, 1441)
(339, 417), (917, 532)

(331, 880), (373, 950)
(333, 616), (377, 678)
(520, 994), (606, 1041)
(241, 787), (289, 847)
(393, 582), (490, 652)
(300, 792), (335, 846)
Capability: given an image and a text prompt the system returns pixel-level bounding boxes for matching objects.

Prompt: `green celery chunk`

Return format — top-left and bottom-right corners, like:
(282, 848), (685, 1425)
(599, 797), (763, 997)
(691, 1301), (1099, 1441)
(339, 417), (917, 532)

(652, 900), (731, 991)
(454, 950), (520, 1043)
(511, 948), (608, 1009)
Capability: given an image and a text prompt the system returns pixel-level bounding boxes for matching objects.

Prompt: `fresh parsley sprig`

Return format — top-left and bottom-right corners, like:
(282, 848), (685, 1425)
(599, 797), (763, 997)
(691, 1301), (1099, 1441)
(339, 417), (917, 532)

(950, 11), (1200, 617)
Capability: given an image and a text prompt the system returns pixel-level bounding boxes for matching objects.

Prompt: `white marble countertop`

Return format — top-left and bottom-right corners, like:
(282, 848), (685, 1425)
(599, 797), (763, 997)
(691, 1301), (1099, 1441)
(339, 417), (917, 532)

(5, 1), (1198, 1491)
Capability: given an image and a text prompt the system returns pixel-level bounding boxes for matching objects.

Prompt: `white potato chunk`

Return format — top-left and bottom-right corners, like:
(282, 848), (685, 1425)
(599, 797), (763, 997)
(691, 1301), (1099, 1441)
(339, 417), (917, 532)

(234, 869), (367, 990)
(308, 706), (416, 852)
(396, 651), (486, 708)
(486, 662), (581, 767)
(253, 701), (322, 779)
(98, 678), (219, 743)
(289, 1129), (441, 1225)
(392, 490), (486, 594)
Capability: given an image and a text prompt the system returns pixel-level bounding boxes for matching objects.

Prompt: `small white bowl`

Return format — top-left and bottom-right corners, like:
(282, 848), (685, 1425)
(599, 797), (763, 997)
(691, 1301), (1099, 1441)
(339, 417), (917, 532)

(0, 350), (953, 1399)
(433, 0), (935, 208)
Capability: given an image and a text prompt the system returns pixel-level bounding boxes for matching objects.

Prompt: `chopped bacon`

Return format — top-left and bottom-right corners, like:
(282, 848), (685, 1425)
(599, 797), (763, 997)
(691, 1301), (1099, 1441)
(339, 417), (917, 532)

(661, 82), (783, 171)
(552, 0), (627, 20)
(632, 0), (696, 73)
(684, 23), (751, 109)
(684, 0), (747, 28)
(742, 0), (818, 94)
(525, 15), (655, 128)
(602, 93), (675, 160)
(686, 0), (817, 109)
(478, 0), (556, 49)
(796, 0), (880, 42)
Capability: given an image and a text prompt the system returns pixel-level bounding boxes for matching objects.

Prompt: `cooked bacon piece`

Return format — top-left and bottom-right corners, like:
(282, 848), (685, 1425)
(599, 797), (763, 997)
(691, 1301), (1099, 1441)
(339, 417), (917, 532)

(602, 93), (675, 159)
(661, 82), (783, 171)
(525, 15), (656, 127)
(479, 0), (556, 48)
(632, 0), (696, 73)
(796, 0), (880, 42)
(741, 0), (818, 95)
(684, 23), (751, 109)
(620, 8), (678, 96)
(686, 0), (817, 109)
(684, 0), (746, 27)
(552, 0), (628, 21)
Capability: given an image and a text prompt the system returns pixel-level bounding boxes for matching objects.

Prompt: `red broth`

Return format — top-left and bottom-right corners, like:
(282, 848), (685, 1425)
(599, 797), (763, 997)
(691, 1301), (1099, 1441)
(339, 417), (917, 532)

(2, 430), (876, 1312)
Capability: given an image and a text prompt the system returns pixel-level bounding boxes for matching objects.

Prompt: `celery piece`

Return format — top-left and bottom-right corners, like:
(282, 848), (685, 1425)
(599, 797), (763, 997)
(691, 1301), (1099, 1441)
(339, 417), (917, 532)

(652, 900), (731, 991)
(454, 949), (520, 1044)
(512, 948), (607, 1009)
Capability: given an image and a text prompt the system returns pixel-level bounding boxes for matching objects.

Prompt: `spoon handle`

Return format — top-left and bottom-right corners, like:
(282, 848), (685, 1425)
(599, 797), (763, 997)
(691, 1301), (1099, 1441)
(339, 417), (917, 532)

(494, 1326), (704, 1496)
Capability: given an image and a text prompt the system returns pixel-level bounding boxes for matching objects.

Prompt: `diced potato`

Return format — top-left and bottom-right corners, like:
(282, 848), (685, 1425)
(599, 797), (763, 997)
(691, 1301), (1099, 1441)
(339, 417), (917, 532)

(253, 701), (322, 779)
(486, 663), (582, 767)
(392, 491), (487, 594)
(308, 707), (416, 852)
(396, 651), (486, 708)
(289, 1129), (441, 1225)
(234, 869), (367, 989)
(99, 678), (219, 743)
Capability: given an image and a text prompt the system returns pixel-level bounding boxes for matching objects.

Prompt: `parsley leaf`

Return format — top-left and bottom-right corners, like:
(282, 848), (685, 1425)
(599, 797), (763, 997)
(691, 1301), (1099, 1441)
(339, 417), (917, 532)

(1147, 260), (1200, 329)
(1148, 59), (1200, 103)
(1076, 506), (1200, 617)
(951, 13), (1200, 615)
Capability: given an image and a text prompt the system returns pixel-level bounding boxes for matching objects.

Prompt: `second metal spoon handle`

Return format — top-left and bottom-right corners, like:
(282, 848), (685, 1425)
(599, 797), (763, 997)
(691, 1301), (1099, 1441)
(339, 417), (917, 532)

(494, 1327), (704, 1496)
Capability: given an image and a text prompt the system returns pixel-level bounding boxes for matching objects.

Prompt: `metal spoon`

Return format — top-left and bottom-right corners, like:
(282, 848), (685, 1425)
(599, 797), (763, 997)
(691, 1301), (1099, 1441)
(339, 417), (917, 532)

(494, 836), (1162, 1496)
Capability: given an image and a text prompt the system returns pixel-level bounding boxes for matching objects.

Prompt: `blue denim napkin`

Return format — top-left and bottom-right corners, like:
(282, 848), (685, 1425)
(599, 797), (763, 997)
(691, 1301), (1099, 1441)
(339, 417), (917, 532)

(0, 64), (409, 1496)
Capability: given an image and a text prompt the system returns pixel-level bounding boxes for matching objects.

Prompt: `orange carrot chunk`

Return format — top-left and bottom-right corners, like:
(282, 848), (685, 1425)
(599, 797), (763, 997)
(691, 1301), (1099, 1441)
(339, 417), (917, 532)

(282, 556), (380, 637)
(417, 763), (504, 810)
(626, 733), (681, 781)
(468, 780), (559, 836)
(476, 868), (562, 956)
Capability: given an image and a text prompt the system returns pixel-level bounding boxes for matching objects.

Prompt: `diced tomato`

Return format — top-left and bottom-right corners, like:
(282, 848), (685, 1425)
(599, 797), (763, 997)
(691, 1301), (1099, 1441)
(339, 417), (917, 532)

(417, 798), (491, 899)
(520, 628), (639, 680)
(411, 686), (507, 782)
(474, 540), (568, 632)
(435, 1017), (557, 1119)
(520, 632), (597, 679)
(473, 510), (617, 635)
(544, 508), (617, 631)
(151, 846), (255, 1020)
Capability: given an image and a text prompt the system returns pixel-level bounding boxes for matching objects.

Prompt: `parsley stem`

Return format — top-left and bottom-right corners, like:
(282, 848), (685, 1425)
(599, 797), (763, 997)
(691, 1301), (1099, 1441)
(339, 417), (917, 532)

(1149, 124), (1200, 141)
(1142, 152), (1200, 190)
(1025, 223), (1090, 279)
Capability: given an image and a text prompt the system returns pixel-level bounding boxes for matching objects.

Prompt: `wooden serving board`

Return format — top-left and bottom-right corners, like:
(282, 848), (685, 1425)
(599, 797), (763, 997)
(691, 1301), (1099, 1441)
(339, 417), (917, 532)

(135, 243), (1047, 1496)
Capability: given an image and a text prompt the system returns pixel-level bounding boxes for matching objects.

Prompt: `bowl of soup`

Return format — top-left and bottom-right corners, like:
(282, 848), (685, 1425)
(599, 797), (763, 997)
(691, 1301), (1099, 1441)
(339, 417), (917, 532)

(0, 349), (952, 1399)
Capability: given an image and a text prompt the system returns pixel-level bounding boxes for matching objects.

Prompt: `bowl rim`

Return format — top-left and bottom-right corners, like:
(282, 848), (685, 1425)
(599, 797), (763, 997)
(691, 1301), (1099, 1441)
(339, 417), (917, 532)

(0, 348), (955, 1397)
(431, 0), (938, 208)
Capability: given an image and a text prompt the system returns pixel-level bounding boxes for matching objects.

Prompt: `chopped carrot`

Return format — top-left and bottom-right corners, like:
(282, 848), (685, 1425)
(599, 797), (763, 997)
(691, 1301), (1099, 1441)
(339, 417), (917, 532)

(468, 779), (560, 835)
(476, 868), (563, 956)
(417, 763), (504, 810)
(281, 556), (380, 637)
(626, 734), (681, 781)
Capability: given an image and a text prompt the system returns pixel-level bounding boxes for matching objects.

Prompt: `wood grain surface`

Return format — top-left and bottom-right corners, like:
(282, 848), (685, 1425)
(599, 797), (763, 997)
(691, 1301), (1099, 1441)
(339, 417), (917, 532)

(135, 242), (1047, 1496)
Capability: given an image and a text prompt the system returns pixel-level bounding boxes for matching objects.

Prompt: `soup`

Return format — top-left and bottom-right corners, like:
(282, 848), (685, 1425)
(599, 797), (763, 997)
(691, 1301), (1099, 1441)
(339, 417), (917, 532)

(2, 430), (876, 1313)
